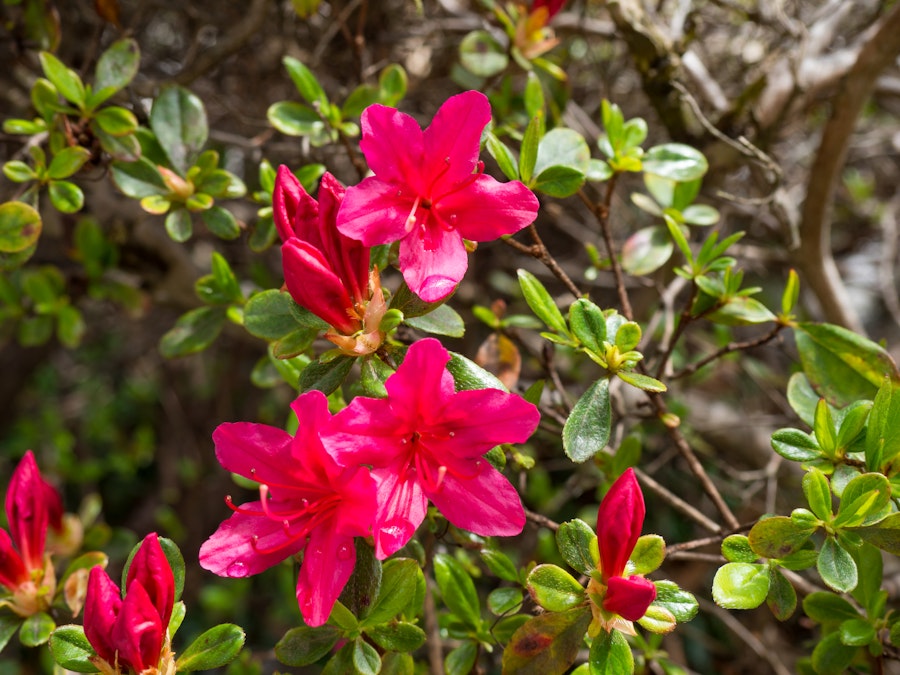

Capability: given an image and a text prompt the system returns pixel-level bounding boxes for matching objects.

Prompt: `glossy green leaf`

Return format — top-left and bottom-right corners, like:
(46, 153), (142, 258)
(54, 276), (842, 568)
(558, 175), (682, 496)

(244, 289), (323, 339)
(150, 86), (208, 173)
(283, 56), (328, 106)
(534, 128), (591, 177)
(298, 355), (355, 395)
(94, 106), (139, 136)
(852, 512), (900, 555)
(94, 38), (140, 97)
(833, 473), (891, 528)
(621, 226), (673, 276)
(3, 160), (37, 182)
(721, 535), (757, 563)
(367, 622), (426, 652)
(589, 628), (634, 675)
(770, 428), (821, 462)
(110, 158), (168, 198)
(803, 591), (860, 625)
(362, 558), (420, 627)
(159, 306), (226, 358)
(459, 30), (508, 77)
(681, 204), (719, 226)
(518, 269), (569, 336)
(865, 379), (900, 472)
(445, 641), (478, 675)
(176, 624), (245, 672)
(631, 534), (665, 575)
(617, 371), (666, 393)
(486, 132), (519, 181)
(274, 624), (341, 666)
(380, 651), (414, 675)
(766, 568), (797, 621)
(488, 587), (524, 615)
(524, 71), (544, 119)
(642, 143), (708, 182)
(532, 165), (586, 198)
(434, 553), (481, 629)
(47, 147), (90, 180)
(39, 51), (85, 107)
(267, 101), (328, 138)
(569, 298), (606, 353)
(557, 518), (598, 575)
(811, 632), (857, 675)
(165, 207), (193, 242)
(57, 305), (85, 348)
(817, 537), (857, 593)
(839, 618), (875, 647)
(711, 562), (769, 609)
(378, 64), (407, 106)
(49, 180), (84, 213)
(447, 350), (507, 391)
(794, 322), (900, 407)
(527, 564), (586, 612)
(520, 113), (543, 185)
(19, 611), (55, 646)
(404, 303), (465, 337)
(563, 378), (611, 463)
(352, 638), (381, 675)
(0, 201), (42, 253)
(587, 159), (613, 182)
(201, 205), (241, 240)
(502, 606), (592, 675)
(47, 624), (96, 672)
(481, 549), (519, 582)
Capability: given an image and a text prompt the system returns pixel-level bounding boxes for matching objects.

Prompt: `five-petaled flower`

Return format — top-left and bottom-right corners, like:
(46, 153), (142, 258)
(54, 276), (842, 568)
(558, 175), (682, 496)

(0, 450), (64, 617)
(588, 468), (657, 633)
(274, 166), (387, 355)
(323, 338), (540, 559)
(199, 390), (378, 626)
(83, 532), (176, 675)
(337, 90), (539, 303)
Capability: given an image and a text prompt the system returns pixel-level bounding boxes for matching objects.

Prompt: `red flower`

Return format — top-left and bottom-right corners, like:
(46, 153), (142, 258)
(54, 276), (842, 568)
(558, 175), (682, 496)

(274, 167), (386, 355)
(83, 533), (175, 674)
(0, 451), (63, 616)
(590, 469), (656, 625)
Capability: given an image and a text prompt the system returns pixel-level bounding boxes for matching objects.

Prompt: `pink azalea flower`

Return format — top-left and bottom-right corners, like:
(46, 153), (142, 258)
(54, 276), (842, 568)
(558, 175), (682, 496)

(323, 338), (540, 558)
(199, 390), (377, 626)
(589, 468), (656, 626)
(0, 450), (63, 617)
(337, 91), (539, 302)
(83, 533), (175, 674)
(274, 166), (387, 355)
(531, 0), (566, 19)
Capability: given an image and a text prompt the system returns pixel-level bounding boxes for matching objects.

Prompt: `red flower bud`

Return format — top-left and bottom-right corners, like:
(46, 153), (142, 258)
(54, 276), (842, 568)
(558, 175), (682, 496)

(602, 575), (657, 622)
(597, 468), (645, 581)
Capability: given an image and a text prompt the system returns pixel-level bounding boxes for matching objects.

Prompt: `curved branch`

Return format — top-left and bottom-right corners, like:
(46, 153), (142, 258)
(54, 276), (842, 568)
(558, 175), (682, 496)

(796, 3), (900, 332)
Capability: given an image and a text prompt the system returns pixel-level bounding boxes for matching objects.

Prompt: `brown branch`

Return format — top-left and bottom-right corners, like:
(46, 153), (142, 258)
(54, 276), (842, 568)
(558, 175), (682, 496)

(796, 3), (900, 332)
(504, 224), (583, 298)
(524, 508), (560, 532)
(670, 323), (786, 380)
(633, 467), (721, 533)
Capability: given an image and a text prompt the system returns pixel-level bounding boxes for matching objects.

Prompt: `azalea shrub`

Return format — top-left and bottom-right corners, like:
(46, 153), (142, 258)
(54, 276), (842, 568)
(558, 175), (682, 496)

(2, 2), (900, 675)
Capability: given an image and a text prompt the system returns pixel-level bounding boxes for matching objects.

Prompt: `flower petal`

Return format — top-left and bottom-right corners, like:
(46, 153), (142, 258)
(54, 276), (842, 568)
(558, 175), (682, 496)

(6, 451), (49, 571)
(83, 566), (122, 666)
(385, 338), (456, 420)
(337, 176), (416, 246)
(273, 165), (320, 245)
(423, 90), (490, 194)
(426, 459), (525, 537)
(295, 527), (357, 626)
(324, 398), (409, 469)
(359, 104), (425, 188)
(126, 533), (175, 628)
(282, 239), (358, 333)
(0, 529), (27, 589)
(436, 174), (538, 242)
(212, 422), (294, 486)
(397, 224), (466, 302)
(602, 575), (657, 621)
(597, 468), (645, 580)
(370, 468), (427, 559)
(113, 580), (164, 673)
(199, 505), (306, 577)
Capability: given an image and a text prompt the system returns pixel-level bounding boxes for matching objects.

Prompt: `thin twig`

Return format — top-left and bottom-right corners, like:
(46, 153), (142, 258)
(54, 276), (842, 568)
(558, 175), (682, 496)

(670, 324), (786, 380)
(525, 508), (560, 532)
(633, 468), (721, 533)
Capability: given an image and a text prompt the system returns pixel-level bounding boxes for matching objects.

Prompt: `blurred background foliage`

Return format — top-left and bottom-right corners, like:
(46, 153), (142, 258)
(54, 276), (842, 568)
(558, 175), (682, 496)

(2, 0), (900, 673)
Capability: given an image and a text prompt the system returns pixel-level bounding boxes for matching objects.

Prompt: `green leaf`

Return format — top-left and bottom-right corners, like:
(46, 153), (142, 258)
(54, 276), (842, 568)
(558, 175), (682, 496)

(378, 64), (407, 106)
(520, 113), (543, 185)
(96, 127), (142, 162)
(865, 379), (900, 472)
(587, 159), (613, 182)
(298, 355), (355, 395)
(853, 512), (900, 554)
(283, 56), (328, 106)
(681, 204), (719, 226)
(150, 86), (208, 173)
(362, 558), (420, 627)
(19, 611), (55, 646)
(707, 296), (776, 325)
(367, 622), (426, 653)
(459, 30), (508, 77)
(532, 165), (586, 198)
(447, 351), (507, 391)
(517, 269), (569, 336)
(569, 298), (606, 353)
(811, 632), (858, 675)
(352, 637), (381, 675)
(711, 563), (769, 609)
(794, 322), (900, 407)
(817, 537), (858, 593)
(630, 534), (665, 575)
(275, 624), (341, 667)
(381, 652), (414, 675)
(93, 106), (139, 136)
(534, 128), (590, 177)
(527, 564), (586, 612)
(267, 101), (328, 138)
(721, 535), (757, 563)
(652, 580), (699, 623)
(502, 606), (592, 675)
(445, 641), (478, 675)
(766, 568), (797, 621)
(481, 549), (519, 583)
(748, 516), (816, 559)
(159, 306), (226, 357)
(3, 160), (37, 183)
(563, 378), (611, 463)
(557, 518), (598, 575)
(486, 132), (519, 181)
(0, 201), (42, 253)
(404, 303), (465, 337)
(176, 624), (245, 671)
(31, 77), (59, 120)
(244, 289), (324, 339)
(839, 618), (875, 647)
(642, 143), (708, 182)
(770, 428), (821, 462)
(49, 180), (84, 213)
(94, 38), (140, 97)
(833, 472), (891, 528)
(621, 226), (673, 276)
(589, 627), (634, 675)
(787, 372), (820, 427)
(488, 587), (524, 615)
(524, 71), (544, 119)
(57, 305), (86, 348)
(803, 591), (861, 625)
(47, 624), (97, 672)
(201, 205), (241, 240)
(616, 371), (667, 393)
(165, 208), (193, 242)
(803, 467), (833, 521)
(110, 158), (168, 198)
(39, 51), (85, 107)
(434, 553), (481, 630)
(47, 147), (91, 180)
